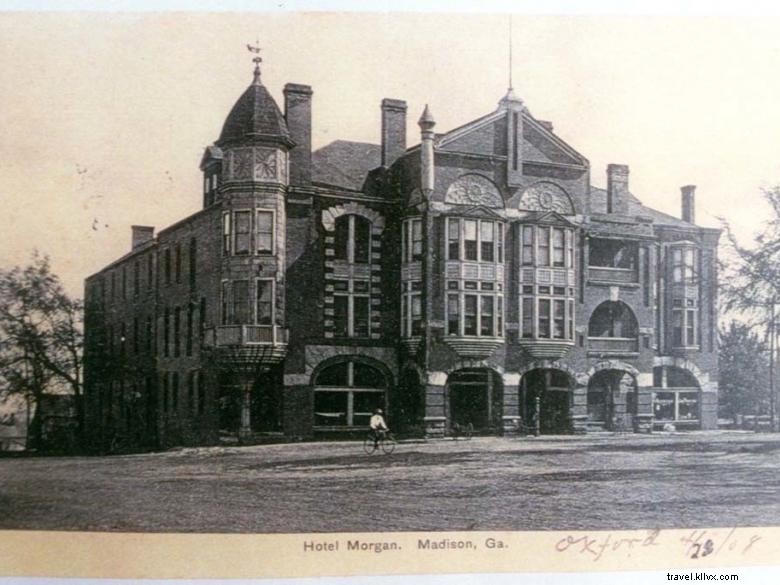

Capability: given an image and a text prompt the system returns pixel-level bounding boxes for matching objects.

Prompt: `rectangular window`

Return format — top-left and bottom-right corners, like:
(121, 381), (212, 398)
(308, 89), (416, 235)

(164, 248), (172, 284)
(334, 219), (349, 261)
(334, 296), (349, 337)
(566, 230), (574, 269)
(145, 315), (153, 353)
(199, 297), (207, 338)
(684, 248), (696, 283)
(111, 271), (116, 299)
(163, 308), (170, 357)
(538, 299), (551, 338)
(222, 212), (231, 255)
(686, 309), (697, 346)
(175, 244), (182, 283)
(133, 260), (140, 296)
(497, 224), (504, 263)
(480, 221), (494, 262)
(233, 280), (250, 325)
(147, 254), (154, 290)
(464, 220), (478, 261)
(186, 303), (193, 357)
(522, 226), (534, 266)
(553, 228), (565, 267)
(568, 299), (574, 340)
(497, 296), (503, 336)
(401, 221), (409, 263)
(401, 294), (407, 337)
(173, 306), (181, 357)
(132, 317), (139, 354)
(256, 210), (273, 253)
(537, 227), (550, 266)
(353, 296), (370, 337)
(162, 374), (169, 413)
(672, 309), (684, 347)
(221, 281), (230, 325)
(447, 294), (460, 335)
(188, 371), (195, 413)
(522, 297), (534, 338)
(189, 238), (197, 291)
(480, 296), (494, 336)
(256, 279), (273, 325)
(172, 372), (179, 412)
(553, 299), (565, 339)
(448, 219), (460, 260)
(122, 266), (127, 298)
(234, 210), (251, 254)
(464, 294), (478, 335)
(672, 248), (683, 283)
(410, 294), (422, 336)
(411, 219), (423, 261)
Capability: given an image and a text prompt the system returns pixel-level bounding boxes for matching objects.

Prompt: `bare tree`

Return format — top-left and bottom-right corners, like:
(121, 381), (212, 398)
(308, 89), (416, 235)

(0, 253), (83, 447)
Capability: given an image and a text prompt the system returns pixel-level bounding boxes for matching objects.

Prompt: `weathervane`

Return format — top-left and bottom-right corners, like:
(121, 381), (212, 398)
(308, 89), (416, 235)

(247, 39), (262, 81)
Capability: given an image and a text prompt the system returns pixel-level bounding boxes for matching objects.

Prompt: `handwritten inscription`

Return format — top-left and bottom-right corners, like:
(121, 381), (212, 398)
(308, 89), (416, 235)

(555, 528), (762, 562)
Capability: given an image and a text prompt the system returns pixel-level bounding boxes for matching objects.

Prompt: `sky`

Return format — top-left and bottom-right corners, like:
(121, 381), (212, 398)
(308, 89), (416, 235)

(1, 11), (780, 295)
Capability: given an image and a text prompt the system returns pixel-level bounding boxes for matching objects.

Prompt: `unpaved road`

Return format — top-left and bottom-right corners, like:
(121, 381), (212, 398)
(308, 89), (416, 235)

(1, 432), (779, 533)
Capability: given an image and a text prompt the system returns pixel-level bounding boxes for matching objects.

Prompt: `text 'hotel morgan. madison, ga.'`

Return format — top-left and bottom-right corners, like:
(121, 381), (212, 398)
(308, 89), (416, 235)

(83, 54), (720, 450)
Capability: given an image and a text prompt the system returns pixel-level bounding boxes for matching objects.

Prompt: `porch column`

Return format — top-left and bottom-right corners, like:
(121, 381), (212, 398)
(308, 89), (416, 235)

(424, 371), (447, 437)
(634, 371), (654, 433)
(238, 377), (253, 442)
(501, 373), (521, 436)
(570, 380), (588, 434)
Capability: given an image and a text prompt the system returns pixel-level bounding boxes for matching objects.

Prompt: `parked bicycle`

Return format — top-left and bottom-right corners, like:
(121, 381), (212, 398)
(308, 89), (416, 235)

(363, 430), (397, 455)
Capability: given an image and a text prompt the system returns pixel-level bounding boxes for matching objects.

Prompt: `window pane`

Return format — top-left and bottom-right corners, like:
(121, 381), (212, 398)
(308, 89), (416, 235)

(222, 213), (231, 254)
(354, 363), (384, 388)
(568, 299), (574, 340)
(354, 216), (371, 264)
(314, 391), (347, 426)
(497, 224), (504, 263)
(334, 216), (349, 261)
(402, 221), (409, 263)
(497, 296), (503, 336)
(480, 296), (494, 336)
(522, 297), (534, 338)
(221, 282), (230, 325)
(401, 295), (407, 337)
(334, 296), (348, 337)
(686, 309), (696, 346)
(538, 299), (551, 338)
(411, 295), (422, 336)
(256, 280), (273, 325)
(464, 220), (478, 261)
(679, 391), (699, 421)
(672, 309), (684, 346)
(654, 391), (675, 421)
(553, 228), (565, 267)
(316, 362), (349, 386)
(522, 226), (534, 265)
(553, 299), (565, 339)
(233, 211), (251, 254)
(480, 221), (494, 262)
(353, 392), (385, 428)
(537, 227), (550, 266)
(448, 219), (460, 260)
(233, 280), (250, 324)
(354, 296), (370, 337)
(411, 219), (423, 261)
(256, 211), (273, 253)
(464, 295), (478, 335)
(447, 294), (459, 335)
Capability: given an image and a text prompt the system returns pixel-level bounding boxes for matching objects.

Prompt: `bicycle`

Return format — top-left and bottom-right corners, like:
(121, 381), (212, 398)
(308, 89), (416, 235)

(363, 430), (397, 455)
(451, 422), (474, 440)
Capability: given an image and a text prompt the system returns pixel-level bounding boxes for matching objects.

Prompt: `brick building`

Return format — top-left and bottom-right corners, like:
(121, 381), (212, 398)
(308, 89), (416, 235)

(83, 58), (720, 450)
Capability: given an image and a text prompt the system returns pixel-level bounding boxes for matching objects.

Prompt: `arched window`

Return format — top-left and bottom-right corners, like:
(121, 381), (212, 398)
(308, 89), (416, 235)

(313, 360), (387, 428)
(588, 301), (638, 338)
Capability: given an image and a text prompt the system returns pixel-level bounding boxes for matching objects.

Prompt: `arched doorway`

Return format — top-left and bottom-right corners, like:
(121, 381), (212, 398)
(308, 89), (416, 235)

(520, 369), (572, 434)
(447, 368), (503, 434)
(312, 359), (388, 430)
(587, 369), (636, 431)
(653, 366), (701, 430)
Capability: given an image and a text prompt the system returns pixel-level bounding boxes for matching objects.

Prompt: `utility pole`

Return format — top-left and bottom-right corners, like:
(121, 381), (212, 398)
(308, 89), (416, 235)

(771, 302), (777, 432)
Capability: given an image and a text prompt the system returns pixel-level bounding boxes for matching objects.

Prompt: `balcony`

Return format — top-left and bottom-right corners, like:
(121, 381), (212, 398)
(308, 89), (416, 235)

(443, 336), (504, 359)
(517, 338), (574, 360)
(587, 266), (638, 286)
(203, 325), (289, 369)
(587, 336), (639, 357)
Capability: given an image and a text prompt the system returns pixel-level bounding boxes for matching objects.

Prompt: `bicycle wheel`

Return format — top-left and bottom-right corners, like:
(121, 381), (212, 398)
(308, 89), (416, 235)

(380, 433), (397, 454)
(463, 422), (474, 440)
(363, 435), (378, 455)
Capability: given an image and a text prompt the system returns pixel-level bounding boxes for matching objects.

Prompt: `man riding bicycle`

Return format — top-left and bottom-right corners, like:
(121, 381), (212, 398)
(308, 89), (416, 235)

(369, 408), (389, 448)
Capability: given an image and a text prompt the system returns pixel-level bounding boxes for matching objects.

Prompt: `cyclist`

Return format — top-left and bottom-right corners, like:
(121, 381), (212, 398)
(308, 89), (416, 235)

(369, 408), (389, 448)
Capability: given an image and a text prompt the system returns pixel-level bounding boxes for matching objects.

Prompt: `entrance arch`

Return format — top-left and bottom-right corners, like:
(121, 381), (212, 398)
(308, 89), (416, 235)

(587, 369), (636, 431)
(520, 369), (573, 434)
(447, 368), (503, 434)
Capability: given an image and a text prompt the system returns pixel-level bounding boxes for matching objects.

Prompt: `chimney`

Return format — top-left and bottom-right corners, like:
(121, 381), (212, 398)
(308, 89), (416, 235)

(681, 185), (696, 224)
(131, 226), (154, 250)
(418, 105), (436, 195)
(381, 98), (407, 167)
(284, 83), (313, 186)
(606, 164), (630, 215)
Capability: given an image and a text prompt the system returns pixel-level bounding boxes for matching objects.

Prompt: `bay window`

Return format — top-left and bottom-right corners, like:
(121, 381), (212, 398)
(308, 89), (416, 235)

(445, 218), (505, 263)
(233, 211), (251, 255)
(446, 285), (503, 338)
(220, 208), (276, 256)
(401, 218), (423, 263)
(401, 281), (422, 337)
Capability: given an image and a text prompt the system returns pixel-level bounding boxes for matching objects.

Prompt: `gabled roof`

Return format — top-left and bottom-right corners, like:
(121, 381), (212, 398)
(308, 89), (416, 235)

(312, 140), (381, 191)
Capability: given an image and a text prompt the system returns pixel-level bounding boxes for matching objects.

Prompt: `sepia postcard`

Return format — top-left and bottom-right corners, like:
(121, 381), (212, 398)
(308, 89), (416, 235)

(2, 3), (780, 583)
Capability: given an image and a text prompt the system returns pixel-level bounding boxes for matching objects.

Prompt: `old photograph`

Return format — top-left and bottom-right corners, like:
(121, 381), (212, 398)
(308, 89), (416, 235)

(1, 10), (780, 554)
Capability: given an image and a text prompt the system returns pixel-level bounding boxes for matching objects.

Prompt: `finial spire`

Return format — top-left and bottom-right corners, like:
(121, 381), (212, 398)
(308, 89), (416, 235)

(508, 16), (513, 92)
(247, 39), (262, 84)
